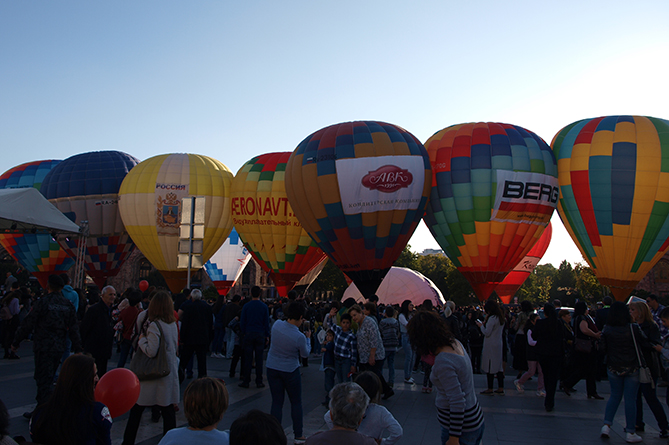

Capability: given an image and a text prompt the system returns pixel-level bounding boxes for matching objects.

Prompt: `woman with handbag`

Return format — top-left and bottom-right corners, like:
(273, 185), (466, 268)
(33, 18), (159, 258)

(562, 302), (603, 399)
(629, 301), (668, 438)
(599, 301), (648, 443)
(122, 291), (179, 445)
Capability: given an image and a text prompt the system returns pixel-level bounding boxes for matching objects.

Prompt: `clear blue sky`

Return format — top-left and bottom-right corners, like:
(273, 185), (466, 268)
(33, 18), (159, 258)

(2, 0), (668, 267)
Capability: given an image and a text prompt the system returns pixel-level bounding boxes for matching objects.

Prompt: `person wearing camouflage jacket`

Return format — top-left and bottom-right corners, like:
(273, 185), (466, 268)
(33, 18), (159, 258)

(12, 274), (82, 407)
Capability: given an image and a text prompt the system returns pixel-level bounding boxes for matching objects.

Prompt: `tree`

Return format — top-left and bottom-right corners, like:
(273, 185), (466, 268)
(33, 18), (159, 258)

(516, 263), (555, 305)
(308, 259), (348, 300)
(574, 263), (605, 303)
(394, 246), (418, 270)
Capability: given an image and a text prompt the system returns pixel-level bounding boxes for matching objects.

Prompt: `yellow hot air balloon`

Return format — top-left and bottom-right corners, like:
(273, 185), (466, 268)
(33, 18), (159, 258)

(231, 152), (327, 297)
(552, 115), (669, 301)
(118, 154), (234, 292)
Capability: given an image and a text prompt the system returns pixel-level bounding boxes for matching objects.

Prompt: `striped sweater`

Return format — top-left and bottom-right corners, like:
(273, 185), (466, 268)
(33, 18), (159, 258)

(430, 342), (484, 436)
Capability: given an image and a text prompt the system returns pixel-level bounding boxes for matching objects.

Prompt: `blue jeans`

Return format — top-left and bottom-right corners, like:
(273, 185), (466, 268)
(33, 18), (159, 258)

(605, 369), (640, 433)
(211, 327), (225, 354)
(117, 339), (133, 368)
(385, 350), (396, 385)
(267, 367), (303, 437)
(441, 423), (484, 445)
(402, 333), (414, 380)
(241, 331), (265, 384)
(334, 356), (352, 383)
(324, 368), (336, 403)
(225, 328), (236, 358)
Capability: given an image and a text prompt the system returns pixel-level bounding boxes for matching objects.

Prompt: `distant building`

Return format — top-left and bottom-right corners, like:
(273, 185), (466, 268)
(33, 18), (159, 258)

(420, 248), (444, 256)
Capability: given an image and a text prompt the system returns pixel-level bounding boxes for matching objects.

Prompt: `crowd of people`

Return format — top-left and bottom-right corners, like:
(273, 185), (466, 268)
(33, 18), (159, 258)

(3, 271), (669, 444)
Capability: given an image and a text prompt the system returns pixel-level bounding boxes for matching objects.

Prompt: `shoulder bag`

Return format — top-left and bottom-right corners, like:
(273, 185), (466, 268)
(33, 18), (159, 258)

(574, 317), (593, 353)
(129, 320), (171, 381)
(630, 324), (654, 387)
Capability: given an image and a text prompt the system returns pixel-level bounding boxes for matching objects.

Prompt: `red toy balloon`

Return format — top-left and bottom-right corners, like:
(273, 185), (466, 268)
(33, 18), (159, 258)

(138, 280), (149, 292)
(94, 368), (140, 418)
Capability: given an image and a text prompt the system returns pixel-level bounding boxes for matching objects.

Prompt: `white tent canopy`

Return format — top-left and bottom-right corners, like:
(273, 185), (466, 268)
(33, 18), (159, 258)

(342, 266), (445, 306)
(0, 188), (82, 235)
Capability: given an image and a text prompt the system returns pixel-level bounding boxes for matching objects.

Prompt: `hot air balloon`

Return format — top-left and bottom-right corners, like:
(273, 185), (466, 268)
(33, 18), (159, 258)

(40, 152), (139, 288)
(0, 160), (75, 288)
(494, 222), (552, 304)
(285, 121), (432, 298)
(423, 122), (558, 301)
(231, 152), (327, 297)
(552, 115), (669, 301)
(118, 154), (233, 293)
(342, 266), (445, 306)
(203, 227), (251, 296)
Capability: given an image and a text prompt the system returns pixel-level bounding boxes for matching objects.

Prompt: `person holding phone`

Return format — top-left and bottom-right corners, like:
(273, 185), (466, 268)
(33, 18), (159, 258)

(266, 301), (312, 445)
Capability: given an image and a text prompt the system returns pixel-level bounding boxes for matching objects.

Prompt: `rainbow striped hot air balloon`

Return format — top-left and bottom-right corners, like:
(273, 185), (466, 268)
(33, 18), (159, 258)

(552, 115), (669, 301)
(203, 228), (251, 296)
(285, 121), (432, 298)
(40, 152), (139, 288)
(118, 154), (234, 293)
(232, 152), (327, 297)
(423, 122), (558, 301)
(0, 160), (74, 288)
(494, 222), (552, 304)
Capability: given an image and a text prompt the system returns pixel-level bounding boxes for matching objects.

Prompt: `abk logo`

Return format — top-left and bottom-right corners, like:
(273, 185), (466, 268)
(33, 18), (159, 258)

(361, 165), (413, 193)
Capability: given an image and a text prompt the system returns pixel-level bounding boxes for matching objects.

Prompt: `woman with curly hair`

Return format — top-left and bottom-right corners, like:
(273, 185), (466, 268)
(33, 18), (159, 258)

(407, 310), (484, 445)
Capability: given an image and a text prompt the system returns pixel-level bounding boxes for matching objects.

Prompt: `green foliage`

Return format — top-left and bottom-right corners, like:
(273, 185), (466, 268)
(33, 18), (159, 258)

(516, 263), (555, 305)
(309, 259), (348, 300)
(394, 246), (418, 270)
(203, 285), (220, 301)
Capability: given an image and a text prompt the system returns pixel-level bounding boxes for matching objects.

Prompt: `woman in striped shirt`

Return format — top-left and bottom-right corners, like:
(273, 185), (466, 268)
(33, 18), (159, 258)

(407, 311), (484, 445)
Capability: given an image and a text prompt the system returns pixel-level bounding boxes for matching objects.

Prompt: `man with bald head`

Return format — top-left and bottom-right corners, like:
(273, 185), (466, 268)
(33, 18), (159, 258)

(80, 285), (117, 377)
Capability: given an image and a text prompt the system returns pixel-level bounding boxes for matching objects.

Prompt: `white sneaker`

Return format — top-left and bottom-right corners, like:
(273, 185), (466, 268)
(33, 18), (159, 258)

(600, 425), (610, 438)
(404, 377), (415, 384)
(626, 432), (642, 443)
(513, 379), (524, 393)
(536, 389), (546, 397)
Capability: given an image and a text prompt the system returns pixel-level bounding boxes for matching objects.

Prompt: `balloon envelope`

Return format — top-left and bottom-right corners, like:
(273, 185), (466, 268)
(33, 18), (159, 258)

(40, 151), (139, 288)
(342, 266), (445, 306)
(0, 160), (75, 288)
(552, 115), (669, 301)
(231, 152), (327, 297)
(204, 227), (251, 295)
(495, 222), (552, 304)
(423, 122), (558, 301)
(94, 368), (140, 418)
(286, 121), (432, 299)
(118, 153), (234, 292)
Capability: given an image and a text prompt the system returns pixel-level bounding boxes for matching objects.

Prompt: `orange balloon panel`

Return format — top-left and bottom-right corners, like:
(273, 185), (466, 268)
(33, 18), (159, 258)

(495, 222), (552, 304)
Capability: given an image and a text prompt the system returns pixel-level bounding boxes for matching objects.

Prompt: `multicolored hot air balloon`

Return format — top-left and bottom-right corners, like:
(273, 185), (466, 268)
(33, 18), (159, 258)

(232, 152), (327, 297)
(0, 160), (75, 288)
(285, 121), (432, 298)
(118, 154), (234, 293)
(203, 228), (251, 296)
(40, 152), (139, 288)
(495, 222), (552, 304)
(423, 122), (558, 301)
(552, 115), (669, 301)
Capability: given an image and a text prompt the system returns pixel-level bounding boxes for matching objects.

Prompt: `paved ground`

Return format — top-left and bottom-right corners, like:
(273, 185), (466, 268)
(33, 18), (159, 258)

(3, 342), (669, 444)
